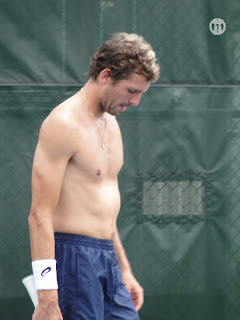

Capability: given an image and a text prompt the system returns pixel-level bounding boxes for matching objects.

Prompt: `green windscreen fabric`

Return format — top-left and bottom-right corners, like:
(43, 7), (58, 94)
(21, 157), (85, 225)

(1, 1), (240, 319)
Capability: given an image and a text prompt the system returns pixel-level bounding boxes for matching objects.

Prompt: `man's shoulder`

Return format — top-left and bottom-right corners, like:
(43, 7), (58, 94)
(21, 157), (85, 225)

(38, 95), (82, 149)
(43, 93), (82, 131)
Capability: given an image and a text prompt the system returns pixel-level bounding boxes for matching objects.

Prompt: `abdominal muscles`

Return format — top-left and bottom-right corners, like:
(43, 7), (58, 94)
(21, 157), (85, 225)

(52, 177), (121, 240)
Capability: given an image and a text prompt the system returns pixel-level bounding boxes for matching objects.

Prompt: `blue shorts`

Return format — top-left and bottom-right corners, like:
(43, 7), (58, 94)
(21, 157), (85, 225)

(55, 233), (140, 320)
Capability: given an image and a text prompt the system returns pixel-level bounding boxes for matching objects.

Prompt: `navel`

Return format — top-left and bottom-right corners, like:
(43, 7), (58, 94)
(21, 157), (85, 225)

(97, 170), (102, 176)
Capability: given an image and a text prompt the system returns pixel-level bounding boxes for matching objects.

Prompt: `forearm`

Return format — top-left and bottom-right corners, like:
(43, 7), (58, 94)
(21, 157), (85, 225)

(112, 228), (132, 275)
(28, 210), (58, 302)
(112, 227), (144, 311)
(28, 210), (55, 260)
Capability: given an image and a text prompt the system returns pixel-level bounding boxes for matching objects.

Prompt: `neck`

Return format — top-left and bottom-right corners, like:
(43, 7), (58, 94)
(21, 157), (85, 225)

(81, 81), (105, 118)
(81, 81), (108, 150)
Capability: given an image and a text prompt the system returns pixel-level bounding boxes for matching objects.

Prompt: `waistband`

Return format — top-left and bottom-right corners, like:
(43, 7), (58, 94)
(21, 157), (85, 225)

(54, 232), (114, 250)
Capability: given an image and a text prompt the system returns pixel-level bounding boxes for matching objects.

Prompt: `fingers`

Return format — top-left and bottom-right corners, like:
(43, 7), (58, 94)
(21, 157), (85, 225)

(130, 287), (144, 311)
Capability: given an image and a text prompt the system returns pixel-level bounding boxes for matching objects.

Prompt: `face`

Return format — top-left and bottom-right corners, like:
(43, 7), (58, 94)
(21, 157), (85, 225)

(100, 72), (150, 116)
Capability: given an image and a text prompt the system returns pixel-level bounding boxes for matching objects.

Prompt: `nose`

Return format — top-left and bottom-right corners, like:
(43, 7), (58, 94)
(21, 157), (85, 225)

(129, 94), (141, 107)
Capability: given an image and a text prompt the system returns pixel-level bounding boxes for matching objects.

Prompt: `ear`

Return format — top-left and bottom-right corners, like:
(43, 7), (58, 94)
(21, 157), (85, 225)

(99, 68), (112, 83)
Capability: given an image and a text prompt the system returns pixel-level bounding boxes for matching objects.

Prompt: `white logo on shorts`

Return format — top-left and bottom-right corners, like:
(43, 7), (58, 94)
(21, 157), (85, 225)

(209, 18), (226, 35)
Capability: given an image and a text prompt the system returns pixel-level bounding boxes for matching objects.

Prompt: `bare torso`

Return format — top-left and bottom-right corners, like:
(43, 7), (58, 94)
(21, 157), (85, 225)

(51, 91), (124, 239)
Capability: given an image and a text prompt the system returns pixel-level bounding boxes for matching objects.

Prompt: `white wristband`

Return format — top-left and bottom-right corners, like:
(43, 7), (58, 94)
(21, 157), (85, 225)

(32, 259), (58, 290)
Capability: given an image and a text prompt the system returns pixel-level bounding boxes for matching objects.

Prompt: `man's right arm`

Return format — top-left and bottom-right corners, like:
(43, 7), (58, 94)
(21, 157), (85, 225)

(28, 113), (77, 319)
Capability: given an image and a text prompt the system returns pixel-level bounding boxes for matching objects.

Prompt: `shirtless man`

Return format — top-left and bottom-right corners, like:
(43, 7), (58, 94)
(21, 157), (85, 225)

(28, 33), (160, 320)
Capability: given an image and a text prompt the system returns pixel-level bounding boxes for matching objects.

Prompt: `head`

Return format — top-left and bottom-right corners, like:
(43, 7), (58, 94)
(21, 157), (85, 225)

(98, 71), (151, 116)
(88, 33), (160, 83)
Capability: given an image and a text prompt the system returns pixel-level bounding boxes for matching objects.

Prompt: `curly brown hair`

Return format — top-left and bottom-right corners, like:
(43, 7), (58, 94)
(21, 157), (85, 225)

(88, 33), (160, 83)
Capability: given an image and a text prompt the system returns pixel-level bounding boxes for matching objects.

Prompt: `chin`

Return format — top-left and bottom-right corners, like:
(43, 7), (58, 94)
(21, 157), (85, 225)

(106, 108), (117, 116)
(108, 111), (119, 116)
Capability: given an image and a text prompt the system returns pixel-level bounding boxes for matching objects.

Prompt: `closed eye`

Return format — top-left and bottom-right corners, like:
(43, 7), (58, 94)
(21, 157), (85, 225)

(128, 88), (143, 94)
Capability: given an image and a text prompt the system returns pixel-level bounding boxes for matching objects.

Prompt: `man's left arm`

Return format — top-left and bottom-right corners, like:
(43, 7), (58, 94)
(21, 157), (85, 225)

(112, 227), (144, 311)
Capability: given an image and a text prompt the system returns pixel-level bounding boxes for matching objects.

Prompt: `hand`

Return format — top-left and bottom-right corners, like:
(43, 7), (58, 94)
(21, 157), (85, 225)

(32, 290), (63, 320)
(121, 272), (144, 311)
(32, 301), (63, 320)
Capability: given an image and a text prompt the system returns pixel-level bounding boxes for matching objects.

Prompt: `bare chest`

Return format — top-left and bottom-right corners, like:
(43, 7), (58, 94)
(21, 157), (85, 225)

(69, 119), (124, 180)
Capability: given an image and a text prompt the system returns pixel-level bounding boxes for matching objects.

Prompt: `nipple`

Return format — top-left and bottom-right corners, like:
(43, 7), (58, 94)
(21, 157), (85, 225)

(97, 170), (102, 176)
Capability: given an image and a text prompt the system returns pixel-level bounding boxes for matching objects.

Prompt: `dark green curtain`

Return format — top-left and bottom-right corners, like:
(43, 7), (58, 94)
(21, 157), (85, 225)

(1, 1), (240, 319)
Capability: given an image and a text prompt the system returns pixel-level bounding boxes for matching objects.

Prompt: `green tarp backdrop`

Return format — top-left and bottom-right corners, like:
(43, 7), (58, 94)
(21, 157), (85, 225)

(1, 1), (240, 319)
